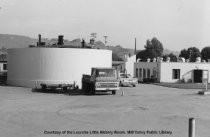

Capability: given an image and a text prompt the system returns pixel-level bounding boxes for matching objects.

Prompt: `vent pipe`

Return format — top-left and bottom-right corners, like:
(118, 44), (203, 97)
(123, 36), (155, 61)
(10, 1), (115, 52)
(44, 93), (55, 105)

(81, 39), (85, 48)
(157, 57), (163, 62)
(180, 57), (185, 62)
(37, 34), (42, 46)
(90, 39), (95, 45)
(196, 57), (201, 63)
(57, 35), (64, 45)
(166, 57), (170, 62)
(135, 38), (136, 55)
(38, 34), (41, 45)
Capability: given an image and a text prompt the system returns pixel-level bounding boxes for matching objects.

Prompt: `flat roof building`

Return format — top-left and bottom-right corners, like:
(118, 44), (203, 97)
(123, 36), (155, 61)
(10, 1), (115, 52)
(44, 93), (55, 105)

(134, 61), (210, 83)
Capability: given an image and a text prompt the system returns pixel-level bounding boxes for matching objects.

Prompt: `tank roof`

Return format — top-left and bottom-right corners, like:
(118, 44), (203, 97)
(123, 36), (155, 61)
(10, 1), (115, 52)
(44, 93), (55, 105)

(92, 67), (115, 70)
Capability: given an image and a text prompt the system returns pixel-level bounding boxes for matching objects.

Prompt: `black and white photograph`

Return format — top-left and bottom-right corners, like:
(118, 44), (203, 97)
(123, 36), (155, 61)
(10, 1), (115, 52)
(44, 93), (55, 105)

(1, 0), (210, 136)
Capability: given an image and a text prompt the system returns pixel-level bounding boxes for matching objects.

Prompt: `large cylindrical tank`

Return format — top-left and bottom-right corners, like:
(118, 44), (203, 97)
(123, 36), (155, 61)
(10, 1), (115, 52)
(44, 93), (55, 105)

(7, 48), (112, 88)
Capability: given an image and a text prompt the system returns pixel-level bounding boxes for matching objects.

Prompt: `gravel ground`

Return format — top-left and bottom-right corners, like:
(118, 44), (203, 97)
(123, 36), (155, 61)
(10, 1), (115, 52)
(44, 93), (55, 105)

(0, 84), (210, 137)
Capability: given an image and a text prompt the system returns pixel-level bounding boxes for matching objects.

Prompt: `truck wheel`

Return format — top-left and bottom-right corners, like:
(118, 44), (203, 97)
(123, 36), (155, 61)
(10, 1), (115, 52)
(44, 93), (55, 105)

(91, 90), (95, 95)
(90, 86), (95, 95)
(133, 84), (136, 87)
(119, 81), (122, 87)
(112, 90), (116, 95)
(41, 84), (47, 90)
(63, 87), (67, 92)
(82, 83), (87, 92)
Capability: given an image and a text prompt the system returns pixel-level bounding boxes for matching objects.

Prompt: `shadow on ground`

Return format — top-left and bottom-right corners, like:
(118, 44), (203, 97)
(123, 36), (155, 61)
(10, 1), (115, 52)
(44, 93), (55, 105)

(31, 88), (113, 96)
(0, 83), (8, 86)
(153, 82), (209, 89)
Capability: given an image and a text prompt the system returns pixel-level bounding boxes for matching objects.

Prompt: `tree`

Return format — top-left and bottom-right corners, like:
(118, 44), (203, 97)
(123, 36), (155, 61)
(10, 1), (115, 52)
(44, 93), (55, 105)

(162, 53), (177, 62)
(137, 37), (164, 60)
(179, 49), (188, 59)
(0, 46), (7, 53)
(201, 46), (210, 61)
(0, 54), (6, 61)
(0, 46), (7, 61)
(188, 47), (201, 62)
(136, 50), (149, 61)
(179, 47), (201, 62)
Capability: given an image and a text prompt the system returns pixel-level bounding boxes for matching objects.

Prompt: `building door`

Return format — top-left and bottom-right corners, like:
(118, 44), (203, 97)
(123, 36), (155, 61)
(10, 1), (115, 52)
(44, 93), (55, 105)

(194, 70), (203, 83)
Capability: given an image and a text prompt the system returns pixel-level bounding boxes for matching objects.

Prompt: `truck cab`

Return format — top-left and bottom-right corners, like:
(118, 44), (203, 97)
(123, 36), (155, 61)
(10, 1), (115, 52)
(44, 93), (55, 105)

(82, 68), (119, 95)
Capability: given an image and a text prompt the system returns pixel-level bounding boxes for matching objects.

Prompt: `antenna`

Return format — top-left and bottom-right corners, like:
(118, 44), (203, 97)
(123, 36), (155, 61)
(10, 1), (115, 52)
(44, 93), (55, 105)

(135, 38), (137, 55)
(103, 35), (108, 49)
(103, 36), (108, 44)
(90, 33), (97, 40)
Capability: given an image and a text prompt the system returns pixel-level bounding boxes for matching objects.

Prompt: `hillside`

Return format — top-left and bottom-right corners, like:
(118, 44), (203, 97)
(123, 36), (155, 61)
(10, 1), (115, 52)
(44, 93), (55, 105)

(0, 34), (179, 61)
(0, 34), (136, 61)
(0, 34), (37, 49)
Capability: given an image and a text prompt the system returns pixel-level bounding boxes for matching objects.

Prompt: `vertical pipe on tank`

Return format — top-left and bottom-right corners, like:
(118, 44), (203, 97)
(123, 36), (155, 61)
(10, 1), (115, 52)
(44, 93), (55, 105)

(37, 34), (41, 46)
(58, 35), (64, 45)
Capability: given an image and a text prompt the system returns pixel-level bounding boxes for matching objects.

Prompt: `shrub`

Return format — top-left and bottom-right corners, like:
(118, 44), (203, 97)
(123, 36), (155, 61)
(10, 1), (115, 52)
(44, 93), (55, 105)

(143, 78), (158, 83)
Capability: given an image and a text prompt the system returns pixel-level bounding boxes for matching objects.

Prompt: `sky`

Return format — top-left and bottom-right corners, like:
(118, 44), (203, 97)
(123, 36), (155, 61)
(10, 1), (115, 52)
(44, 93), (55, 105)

(0, 0), (210, 51)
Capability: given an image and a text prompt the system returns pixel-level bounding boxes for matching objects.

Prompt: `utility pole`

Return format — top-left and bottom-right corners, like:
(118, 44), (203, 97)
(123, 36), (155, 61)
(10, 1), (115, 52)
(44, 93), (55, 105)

(135, 38), (137, 62)
(135, 38), (137, 55)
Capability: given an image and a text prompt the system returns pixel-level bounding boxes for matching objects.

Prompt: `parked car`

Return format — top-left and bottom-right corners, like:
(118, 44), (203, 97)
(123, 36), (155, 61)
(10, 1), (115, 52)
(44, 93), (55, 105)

(118, 73), (138, 87)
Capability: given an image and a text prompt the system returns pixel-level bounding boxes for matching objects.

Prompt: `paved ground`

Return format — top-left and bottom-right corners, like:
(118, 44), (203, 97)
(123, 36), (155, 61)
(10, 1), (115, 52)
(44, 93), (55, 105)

(0, 84), (210, 137)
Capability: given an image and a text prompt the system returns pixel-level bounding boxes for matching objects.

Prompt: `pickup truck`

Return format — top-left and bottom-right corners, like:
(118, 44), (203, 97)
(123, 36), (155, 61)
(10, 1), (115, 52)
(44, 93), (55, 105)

(82, 68), (120, 95)
(119, 73), (138, 87)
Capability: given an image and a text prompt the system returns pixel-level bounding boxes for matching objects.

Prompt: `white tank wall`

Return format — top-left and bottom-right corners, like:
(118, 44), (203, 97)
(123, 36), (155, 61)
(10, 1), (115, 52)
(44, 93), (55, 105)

(7, 48), (112, 88)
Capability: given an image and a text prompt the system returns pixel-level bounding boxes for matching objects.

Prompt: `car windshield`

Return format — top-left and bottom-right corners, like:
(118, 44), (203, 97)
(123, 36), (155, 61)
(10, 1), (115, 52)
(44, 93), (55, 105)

(120, 74), (127, 78)
(96, 69), (116, 77)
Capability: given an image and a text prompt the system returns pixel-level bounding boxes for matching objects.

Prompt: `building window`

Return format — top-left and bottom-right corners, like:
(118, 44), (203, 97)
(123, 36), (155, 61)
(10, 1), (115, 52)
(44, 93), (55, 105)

(172, 69), (180, 79)
(3, 64), (7, 70)
(143, 69), (146, 78)
(139, 68), (142, 78)
(136, 68), (138, 77)
(147, 69), (150, 78)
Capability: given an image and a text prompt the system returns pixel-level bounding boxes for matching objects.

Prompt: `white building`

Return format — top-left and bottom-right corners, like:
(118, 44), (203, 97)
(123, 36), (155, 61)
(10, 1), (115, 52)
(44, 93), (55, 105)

(112, 61), (125, 72)
(125, 55), (136, 77)
(134, 61), (210, 83)
(0, 61), (7, 83)
(7, 48), (112, 88)
(112, 55), (136, 77)
(0, 61), (7, 73)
